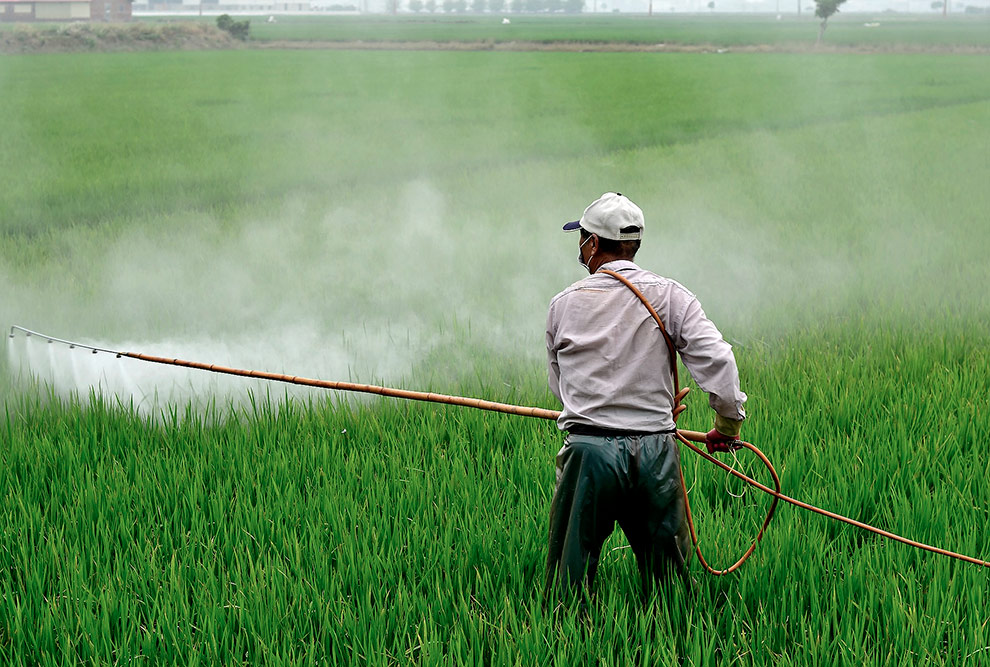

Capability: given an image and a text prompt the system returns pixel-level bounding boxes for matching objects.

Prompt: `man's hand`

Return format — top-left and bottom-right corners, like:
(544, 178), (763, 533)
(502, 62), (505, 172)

(705, 428), (741, 455)
(706, 414), (743, 454)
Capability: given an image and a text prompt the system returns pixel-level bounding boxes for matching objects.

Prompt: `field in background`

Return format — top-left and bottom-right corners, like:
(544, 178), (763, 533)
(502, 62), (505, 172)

(2, 24), (990, 665)
(4, 14), (989, 54)
(243, 14), (990, 48)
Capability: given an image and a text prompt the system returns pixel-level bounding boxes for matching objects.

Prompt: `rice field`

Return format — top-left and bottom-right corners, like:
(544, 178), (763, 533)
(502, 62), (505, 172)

(242, 14), (990, 49)
(2, 21), (990, 664)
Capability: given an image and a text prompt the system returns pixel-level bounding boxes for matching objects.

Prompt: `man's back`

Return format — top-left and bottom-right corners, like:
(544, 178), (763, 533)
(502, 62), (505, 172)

(546, 259), (746, 434)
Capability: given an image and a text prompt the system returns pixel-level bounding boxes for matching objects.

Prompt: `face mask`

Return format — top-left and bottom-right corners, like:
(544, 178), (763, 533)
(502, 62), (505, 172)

(577, 234), (596, 272)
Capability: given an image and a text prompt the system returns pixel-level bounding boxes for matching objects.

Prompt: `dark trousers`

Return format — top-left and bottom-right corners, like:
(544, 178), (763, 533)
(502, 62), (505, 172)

(546, 432), (691, 597)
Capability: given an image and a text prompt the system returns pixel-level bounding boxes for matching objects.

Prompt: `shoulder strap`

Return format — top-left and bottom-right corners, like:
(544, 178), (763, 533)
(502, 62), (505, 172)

(599, 268), (688, 421)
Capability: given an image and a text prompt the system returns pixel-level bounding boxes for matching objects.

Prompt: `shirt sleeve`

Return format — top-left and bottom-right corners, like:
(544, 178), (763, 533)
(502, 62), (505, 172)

(672, 295), (747, 421)
(546, 303), (562, 404)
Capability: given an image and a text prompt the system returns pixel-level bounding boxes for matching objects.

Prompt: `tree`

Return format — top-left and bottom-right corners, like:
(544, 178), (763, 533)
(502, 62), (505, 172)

(490, 0), (506, 10)
(814, 0), (846, 45)
(471, 0), (487, 11)
(510, 0), (523, 10)
(453, 0), (467, 10)
(930, 0), (942, 8)
(707, 0), (714, 8)
(563, 0), (583, 11)
(425, 0), (436, 10)
(409, 0), (423, 9)
(216, 14), (249, 40)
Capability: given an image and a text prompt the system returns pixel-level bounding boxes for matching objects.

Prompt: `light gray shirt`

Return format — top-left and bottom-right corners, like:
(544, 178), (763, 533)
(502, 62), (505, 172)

(546, 259), (746, 433)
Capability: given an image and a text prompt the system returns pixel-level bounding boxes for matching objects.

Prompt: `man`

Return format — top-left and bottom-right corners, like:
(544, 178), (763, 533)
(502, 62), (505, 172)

(545, 192), (747, 598)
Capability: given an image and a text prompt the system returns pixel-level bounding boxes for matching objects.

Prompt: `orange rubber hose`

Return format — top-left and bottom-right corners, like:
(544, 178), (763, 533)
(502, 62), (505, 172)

(599, 269), (777, 574)
(598, 269), (990, 573)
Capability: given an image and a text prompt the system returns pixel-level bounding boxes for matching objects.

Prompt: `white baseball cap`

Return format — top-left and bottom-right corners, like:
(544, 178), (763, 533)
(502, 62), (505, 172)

(562, 192), (644, 241)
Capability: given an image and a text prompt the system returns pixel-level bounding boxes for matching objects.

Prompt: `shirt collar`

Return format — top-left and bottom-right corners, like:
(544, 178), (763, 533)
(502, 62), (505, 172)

(596, 259), (639, 273)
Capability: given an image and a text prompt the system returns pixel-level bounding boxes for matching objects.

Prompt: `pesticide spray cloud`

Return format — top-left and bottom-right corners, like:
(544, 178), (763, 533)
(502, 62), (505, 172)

(2, 177), (571, 414)
(4, 51), (988, 413)
(5, 125), (987, 415)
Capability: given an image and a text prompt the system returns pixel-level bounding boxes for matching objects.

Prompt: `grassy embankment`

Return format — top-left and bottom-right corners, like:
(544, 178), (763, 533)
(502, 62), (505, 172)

(2, 45), (990, 664)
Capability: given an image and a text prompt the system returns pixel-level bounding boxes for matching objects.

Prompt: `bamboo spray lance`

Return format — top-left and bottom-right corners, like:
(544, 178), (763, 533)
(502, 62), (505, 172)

(9, 323), (990, 573)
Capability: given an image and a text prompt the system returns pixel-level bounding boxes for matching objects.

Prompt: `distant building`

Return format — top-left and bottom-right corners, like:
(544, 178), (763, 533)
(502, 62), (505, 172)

(0, 0), (132, 20)
(133, 0), (309, 10)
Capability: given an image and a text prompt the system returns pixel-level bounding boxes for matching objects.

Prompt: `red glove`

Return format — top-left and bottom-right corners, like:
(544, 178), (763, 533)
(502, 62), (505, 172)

(705, 428), (740, 455)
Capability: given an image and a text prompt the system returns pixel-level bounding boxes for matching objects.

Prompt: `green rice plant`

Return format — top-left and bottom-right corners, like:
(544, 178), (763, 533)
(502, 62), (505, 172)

(1, 40), (989, 664)
(2, 319), (989, 664)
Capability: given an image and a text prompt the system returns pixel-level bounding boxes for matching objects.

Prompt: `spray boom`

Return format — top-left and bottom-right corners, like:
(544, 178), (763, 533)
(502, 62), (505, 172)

(8, 325), (559, 420)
